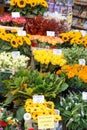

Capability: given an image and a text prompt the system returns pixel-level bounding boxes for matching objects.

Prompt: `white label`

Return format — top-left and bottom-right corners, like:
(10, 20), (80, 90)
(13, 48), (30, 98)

(18, 30), (26, 36)
(79, 59), (85, 66)
(82, 92), (87, 101)
(12, 12), (20, 18)
(12, 51), (20, 58)
(46, 31), (55, 36)
(33, 95), (44, 103)
(53, 49), (62, 55)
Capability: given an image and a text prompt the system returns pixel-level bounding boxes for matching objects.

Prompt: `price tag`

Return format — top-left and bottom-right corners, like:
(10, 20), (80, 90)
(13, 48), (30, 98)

(46, 31), (55, 36)
(12, 12), (20, 18)
(38, 115), (54, 129)
(33, 95), (44, 103)
(53, 49), (62, 55)
(82, 92), (87, 101)
(79, 59), (86, 66)
(18, 30), (26, 36)
(12, 51), (20, 59)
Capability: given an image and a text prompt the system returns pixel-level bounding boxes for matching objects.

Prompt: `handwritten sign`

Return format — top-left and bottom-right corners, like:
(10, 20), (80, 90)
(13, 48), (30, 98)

(38, 115), (54, 129)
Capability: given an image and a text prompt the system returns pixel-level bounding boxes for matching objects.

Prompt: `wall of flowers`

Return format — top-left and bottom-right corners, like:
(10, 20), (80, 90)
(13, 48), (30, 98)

(0, 0), (87, 130)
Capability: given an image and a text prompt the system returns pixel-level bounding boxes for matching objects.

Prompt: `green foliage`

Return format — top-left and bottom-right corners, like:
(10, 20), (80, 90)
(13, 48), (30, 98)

(62, 45), (87, 65)
(3, 68), (68, 106)
(9, 5), (47, 17)
(58, 92), (87, 130)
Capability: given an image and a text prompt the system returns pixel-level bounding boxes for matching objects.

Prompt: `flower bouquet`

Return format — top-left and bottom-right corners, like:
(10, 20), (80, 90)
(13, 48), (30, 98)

(56, 64), (87, 92)
(58, 92), (87, 130)
(0, 105), (19, 130)
(9, 0), (48, 16)
(0, 14), (26, 27)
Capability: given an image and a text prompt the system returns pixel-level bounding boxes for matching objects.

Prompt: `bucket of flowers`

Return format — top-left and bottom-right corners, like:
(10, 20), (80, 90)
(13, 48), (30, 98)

(0, 105), (20, 130)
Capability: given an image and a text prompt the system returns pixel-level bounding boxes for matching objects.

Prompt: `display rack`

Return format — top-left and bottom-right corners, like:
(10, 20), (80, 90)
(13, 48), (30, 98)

(72, 0), (87, 31)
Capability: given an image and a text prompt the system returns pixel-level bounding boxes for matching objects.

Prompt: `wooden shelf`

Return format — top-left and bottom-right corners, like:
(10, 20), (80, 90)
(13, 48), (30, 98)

(74, 1), (87, 6)
(72, 25), (87, 31)
(73, 14), (87, 20)
(0, 25), (23, 31)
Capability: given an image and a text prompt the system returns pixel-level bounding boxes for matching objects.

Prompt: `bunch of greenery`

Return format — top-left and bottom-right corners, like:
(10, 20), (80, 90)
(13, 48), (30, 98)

(62, 45), (87, 65)
(58, 92), (87, 130)
(3, 67), (68, 106)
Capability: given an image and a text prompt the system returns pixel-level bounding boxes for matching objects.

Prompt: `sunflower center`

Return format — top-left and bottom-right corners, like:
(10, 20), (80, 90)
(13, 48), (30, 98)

(20, 0), (24, 5)
(12, 41), (16, 45)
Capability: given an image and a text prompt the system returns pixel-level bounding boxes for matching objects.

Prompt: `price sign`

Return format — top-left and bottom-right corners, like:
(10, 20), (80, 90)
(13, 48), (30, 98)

(12, 12), (20, 18)
(82, 92), (87, 101)
(46, 31), (55, 36)
(12, 51), (20, 59)
(79, 59), (86, 66)
(33, 95), (44, 103)
(38, 115), (54, 129)
(18, 30), (26, 36)
(53, 49), (62, 55)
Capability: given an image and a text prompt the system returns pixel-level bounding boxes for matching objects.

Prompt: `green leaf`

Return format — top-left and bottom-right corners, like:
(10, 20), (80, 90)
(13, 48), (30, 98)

(16, 106), (25, 121)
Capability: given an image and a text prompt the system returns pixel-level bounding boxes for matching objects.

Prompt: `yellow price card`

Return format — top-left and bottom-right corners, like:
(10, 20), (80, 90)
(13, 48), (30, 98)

(38, 115), (54, 129)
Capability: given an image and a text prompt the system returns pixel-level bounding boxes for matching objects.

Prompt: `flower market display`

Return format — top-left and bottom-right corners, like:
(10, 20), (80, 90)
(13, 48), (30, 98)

(24, 99), (62, 123)
(9, 0), (48, 16)
(1, 0), (87, 129)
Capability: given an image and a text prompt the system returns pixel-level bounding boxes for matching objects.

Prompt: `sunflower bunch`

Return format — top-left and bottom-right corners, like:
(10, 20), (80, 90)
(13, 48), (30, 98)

(0, 29), (31, 48)
(24, 99), (62, 123)
(59, 31), (87, 48)
(0, 28), (32, 57)
(9, 0), (48, 16)
(32, 49), (66, 66)
(56, 64), (87, 83)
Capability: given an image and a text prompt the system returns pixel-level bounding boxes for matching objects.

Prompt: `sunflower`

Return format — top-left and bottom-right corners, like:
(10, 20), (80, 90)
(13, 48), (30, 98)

(29, 0), (37, 7)
(54, 115), (62, 122)
(5, 34), (15, 42)
(61, 34), (69, 42)
(17, 0), (26, 8)
(10, 0), (16, 6)
(24, 36), (31, 45)
(17, 36), (23, 46)
(11, 38), (18, 48)
(0, 28), (6, 34)
(40, 0), (48, 7)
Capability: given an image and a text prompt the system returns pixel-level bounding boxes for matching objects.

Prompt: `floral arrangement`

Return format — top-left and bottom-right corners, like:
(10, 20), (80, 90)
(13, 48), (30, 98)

(62, 45), (87, 65)
(30, 35), (63, 48)
(3, 68), (68, 106)
(0, 105), (19, 130)
(59, 31), (87, 48)
(0, 28), (31, 48)
(58, 92), (87, 130)
(0, 52), (29, 72)
(9, 0), (48, 16)
(24, 15), (67, 36)
(32, 49), (66, 66)
(57, 64), (87, 83)
(0, 15), (26, 26)
(24, 99), (62, 123)
(0, 28), (31, 56)
(56, 64), (87, 92)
